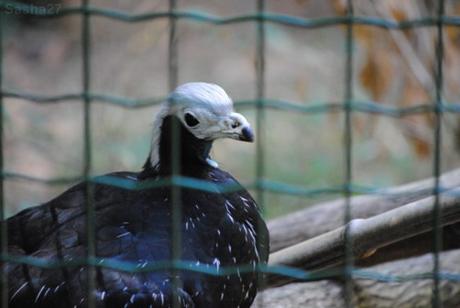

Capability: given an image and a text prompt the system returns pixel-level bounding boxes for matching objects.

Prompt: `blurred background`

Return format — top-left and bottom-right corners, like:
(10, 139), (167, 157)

(3, 0), (460, 218)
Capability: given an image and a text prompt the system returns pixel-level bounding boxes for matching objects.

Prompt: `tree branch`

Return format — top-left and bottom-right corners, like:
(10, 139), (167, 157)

(268, 168), (460, 252)
(266, 187), (460, 287)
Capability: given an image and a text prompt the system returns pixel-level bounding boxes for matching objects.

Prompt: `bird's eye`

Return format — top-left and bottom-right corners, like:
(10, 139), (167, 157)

(184, 113), (200, 127)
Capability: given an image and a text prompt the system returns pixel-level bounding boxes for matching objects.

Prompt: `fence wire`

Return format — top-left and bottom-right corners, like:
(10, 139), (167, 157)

(343, 1), (354, 306)
(1, 0), (460, 307)
(0, 8), (6, 308)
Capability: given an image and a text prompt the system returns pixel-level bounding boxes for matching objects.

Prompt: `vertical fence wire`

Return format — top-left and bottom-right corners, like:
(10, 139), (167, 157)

(343, 0), (354, 307)
(168, 1), (182, 307)
(255, 0), (266, 306)
(432, 0), (445, 307)
(169, 1), (178, 90)
(0, 10), (6, 308)
(82, 0), (96, 307)
(255, 1), (266, 193)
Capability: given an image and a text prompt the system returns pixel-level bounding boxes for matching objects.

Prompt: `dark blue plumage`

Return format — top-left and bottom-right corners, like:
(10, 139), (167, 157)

(5, 83), (269, 308)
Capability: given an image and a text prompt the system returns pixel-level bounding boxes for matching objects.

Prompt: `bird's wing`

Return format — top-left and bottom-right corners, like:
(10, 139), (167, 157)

(8, 182), (84, 254)
(6, 172), (191, 308)
(7, 172), (140, 253)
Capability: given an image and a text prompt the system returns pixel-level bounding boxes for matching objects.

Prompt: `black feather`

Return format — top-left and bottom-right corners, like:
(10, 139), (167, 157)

(6, 115), (269, 308)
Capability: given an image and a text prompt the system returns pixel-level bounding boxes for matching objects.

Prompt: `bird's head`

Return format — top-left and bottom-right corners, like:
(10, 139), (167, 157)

(149, 82), (253, 169)
(166, 82), (254, 142)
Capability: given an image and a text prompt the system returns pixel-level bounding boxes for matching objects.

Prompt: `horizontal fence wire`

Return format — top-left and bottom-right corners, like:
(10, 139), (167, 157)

(1, 253), (460, 283)
(3, 91), (460, 116)
(1, 0), (460, 305)
(1, 0), (460, 28)
(3, 172), (460, 198)
(2, 253), (460, 282)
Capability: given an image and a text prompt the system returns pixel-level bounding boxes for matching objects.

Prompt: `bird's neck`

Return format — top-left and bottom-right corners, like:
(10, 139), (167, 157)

(142, 115), (213, 177)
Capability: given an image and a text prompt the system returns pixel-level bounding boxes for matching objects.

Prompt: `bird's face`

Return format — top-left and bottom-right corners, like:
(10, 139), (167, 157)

(168, 82), (254, 143)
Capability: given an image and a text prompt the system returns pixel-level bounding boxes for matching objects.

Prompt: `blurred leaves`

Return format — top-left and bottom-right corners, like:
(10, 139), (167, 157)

(334, 0), (460, 159)
(359, 48), (393, 102)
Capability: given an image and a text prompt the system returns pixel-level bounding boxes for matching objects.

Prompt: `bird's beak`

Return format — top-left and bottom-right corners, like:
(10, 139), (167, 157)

(223, 112), (254, 143)
(239, 126), (254, 142)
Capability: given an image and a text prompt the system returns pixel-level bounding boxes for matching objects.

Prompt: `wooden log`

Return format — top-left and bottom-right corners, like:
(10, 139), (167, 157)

(268, 168), (460, 252)
(267, 188), (460, 287)
(255, 249), (460, 307)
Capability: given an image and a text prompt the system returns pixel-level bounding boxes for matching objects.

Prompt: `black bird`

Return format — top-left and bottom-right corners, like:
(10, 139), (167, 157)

(5, 83), (269, 308)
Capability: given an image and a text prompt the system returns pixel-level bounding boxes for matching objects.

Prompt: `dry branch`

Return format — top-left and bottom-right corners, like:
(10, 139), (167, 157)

(267, 187), (460, 287)
(268, 168), (460, 252)
(256, 249), (460, 308)
(355, 222), (460, 267)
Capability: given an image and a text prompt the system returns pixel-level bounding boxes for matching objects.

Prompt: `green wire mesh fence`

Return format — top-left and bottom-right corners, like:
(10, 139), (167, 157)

(0, 0), (460, 307)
